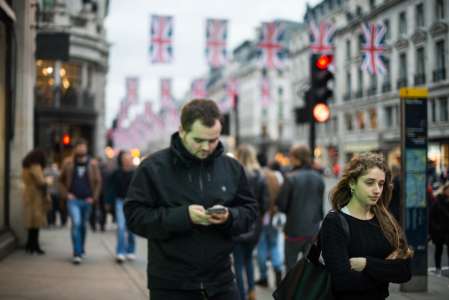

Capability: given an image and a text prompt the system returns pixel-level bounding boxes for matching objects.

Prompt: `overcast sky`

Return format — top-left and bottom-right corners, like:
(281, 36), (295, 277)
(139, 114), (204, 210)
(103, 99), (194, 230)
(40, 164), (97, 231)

(104, 0), (320, 126)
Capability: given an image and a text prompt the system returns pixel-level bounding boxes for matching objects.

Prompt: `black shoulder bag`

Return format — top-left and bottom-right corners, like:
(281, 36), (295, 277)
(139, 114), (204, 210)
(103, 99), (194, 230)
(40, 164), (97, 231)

(273, 211), (350, 300)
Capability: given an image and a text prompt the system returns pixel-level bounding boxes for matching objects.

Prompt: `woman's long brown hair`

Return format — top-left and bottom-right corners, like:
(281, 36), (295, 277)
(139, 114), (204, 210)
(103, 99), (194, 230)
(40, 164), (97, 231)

(330, 152), (413, 258)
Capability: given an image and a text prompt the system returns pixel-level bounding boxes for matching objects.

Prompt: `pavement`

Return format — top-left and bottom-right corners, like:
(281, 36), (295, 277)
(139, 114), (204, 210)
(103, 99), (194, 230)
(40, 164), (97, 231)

(0, 220), (448, 299)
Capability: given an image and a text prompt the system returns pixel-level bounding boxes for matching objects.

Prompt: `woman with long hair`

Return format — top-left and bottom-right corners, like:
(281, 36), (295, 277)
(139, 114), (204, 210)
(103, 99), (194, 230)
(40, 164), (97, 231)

(233, 144), (269, 300)
(321, 152), (413, 300)
(22, 149), (51, 254)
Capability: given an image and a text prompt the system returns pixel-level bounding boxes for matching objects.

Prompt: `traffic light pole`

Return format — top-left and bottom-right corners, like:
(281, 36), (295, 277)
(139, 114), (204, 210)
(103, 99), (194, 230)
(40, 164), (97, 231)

(309, 116), (316, 157)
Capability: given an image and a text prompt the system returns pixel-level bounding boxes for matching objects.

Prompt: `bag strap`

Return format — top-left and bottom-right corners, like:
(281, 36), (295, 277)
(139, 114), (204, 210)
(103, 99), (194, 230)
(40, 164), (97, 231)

(336, 210), (350, 240)
(307, 210), (350, 263)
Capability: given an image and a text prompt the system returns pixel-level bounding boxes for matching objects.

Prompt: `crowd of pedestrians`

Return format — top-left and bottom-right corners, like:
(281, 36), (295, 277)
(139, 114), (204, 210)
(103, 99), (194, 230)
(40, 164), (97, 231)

(18, 98), (449, 300)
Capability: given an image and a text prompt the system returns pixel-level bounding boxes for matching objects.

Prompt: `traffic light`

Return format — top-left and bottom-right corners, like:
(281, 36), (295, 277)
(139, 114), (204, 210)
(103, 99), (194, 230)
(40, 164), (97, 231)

(308, 53), (334, 123)
(62, 133), (71, 146)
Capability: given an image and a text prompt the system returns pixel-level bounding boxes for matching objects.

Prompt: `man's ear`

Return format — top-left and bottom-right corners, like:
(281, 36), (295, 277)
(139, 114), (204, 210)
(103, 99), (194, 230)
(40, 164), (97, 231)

(179, 125), (185, 139)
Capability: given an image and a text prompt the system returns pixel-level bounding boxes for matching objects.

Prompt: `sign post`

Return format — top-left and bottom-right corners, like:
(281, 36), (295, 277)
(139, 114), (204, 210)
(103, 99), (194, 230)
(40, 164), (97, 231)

(399, 87), (428, 292)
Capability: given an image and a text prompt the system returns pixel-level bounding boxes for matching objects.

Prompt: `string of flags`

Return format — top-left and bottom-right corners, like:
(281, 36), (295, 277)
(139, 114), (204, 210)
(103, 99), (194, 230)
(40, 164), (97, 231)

(113, 17), (389, 149)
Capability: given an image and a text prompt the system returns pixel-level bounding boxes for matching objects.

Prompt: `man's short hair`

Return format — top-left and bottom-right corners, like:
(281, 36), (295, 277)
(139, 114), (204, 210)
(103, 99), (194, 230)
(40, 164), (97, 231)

(181, 99), (222, 132)
(289, 145), (311, 167)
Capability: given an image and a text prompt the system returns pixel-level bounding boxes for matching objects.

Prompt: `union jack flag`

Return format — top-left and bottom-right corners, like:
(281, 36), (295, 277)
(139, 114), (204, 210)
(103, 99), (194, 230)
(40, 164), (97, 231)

(309, 21), (335, 54)
(191, 79), (208, 98)
(125, 77), (139, 104)
(150, 15), (173, 63)
(260, 76), (271, 108)
(361, 23), (387, 75)
(257, 22), (287, 69)
(206, 19), (228, 68)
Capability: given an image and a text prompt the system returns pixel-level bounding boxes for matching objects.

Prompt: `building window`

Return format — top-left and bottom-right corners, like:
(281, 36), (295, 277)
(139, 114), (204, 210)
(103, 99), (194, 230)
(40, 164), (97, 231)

(415, 47), (426, 84)
(346, 71), (352, 95)
(399, 11), (407, 37)
(439, 97), (448, 122)
(346, 39), (351, 60)
(385, 106), (394, 128)
(345, 113), (353, 131)
(416, 3), (425, 28)
(356, 111), (366, 130)
(278, 86), (283, 96)
(398, 53), (408, 87)
(384, 19), (390, 41)
(384, 58), (391, 81)
(369, 0), (376, 10)
(431, 98), (437, 123)
(357, 68), (363, 97)
(434, 40), (447, 81)
(435, 0), (445, 20)
(358, 34), (364, 55)
(35, 60), (56, 106)
(369, 108), (378, 129)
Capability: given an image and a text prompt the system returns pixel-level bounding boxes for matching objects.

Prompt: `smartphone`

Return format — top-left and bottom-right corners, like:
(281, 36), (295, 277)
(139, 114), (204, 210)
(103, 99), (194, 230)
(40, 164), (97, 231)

(206, 206), (227, 215)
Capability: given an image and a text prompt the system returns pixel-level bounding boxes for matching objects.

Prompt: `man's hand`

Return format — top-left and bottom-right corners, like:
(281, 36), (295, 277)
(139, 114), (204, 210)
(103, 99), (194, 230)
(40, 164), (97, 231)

(207, 205), (229, 225)
(349, 257), (367, 272)
(67, 193), (76, 201)
(188, 205), (210, 226)
(86, 197), (94, 204)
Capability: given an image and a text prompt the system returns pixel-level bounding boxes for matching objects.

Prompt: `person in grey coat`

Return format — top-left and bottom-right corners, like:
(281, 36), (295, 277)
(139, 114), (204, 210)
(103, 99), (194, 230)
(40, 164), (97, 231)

(276, 145), (325, 271)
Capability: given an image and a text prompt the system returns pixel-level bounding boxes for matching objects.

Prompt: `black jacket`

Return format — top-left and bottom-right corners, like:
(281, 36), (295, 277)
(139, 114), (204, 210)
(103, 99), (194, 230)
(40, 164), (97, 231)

(429, 194), (449, 243)
(277, 166), (324, 238)
(124, 133), (257, 294)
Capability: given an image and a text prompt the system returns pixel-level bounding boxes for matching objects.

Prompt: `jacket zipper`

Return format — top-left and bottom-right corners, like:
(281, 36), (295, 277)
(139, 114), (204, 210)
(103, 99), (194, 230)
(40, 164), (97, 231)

(199, 162), (204, 193)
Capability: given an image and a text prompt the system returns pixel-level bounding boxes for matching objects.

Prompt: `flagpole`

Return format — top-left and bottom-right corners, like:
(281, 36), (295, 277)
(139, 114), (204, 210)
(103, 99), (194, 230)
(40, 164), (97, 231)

(234, 94), (240, 147)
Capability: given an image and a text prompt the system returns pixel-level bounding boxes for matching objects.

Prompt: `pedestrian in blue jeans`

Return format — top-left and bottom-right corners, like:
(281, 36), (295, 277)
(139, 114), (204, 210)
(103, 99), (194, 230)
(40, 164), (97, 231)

(67, 199), (92, 259)
(106, 150), (136, 263)
(60, 138), (102, 264)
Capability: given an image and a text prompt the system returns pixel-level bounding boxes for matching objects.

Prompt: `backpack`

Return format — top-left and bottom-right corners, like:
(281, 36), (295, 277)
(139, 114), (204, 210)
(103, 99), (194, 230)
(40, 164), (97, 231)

(273, 211), (350, 300)
(233, 170), (268, 243)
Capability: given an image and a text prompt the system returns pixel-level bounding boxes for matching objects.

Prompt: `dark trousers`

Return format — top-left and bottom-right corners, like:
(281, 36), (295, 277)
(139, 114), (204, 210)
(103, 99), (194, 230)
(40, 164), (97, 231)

(89, 195), (106, 231)
(149, 286), (240, 300)
(434, 240), (449, 269)
(233, 242), (256, 300)
(47, 194), (67, 226)
(26, 228), (42, 252)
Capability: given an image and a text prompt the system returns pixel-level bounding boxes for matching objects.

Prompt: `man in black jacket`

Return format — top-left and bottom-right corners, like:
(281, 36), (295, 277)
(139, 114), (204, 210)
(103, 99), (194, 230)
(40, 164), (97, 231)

(124, 99), (257, 300)
(277, 145), (324, 271)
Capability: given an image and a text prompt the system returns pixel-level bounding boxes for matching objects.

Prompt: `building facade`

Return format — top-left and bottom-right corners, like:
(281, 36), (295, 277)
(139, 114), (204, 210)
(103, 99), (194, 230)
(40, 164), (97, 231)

(301, 0), (448, 171)
(34, 0), (109, 162)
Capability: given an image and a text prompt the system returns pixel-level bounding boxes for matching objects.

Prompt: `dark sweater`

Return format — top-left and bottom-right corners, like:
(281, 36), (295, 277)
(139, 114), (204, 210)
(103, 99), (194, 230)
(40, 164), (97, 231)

(321, 211), (411, 300)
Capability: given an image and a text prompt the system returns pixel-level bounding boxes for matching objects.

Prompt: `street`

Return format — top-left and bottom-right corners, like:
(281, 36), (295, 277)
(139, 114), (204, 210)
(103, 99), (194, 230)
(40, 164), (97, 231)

(0, 217), (448, 300)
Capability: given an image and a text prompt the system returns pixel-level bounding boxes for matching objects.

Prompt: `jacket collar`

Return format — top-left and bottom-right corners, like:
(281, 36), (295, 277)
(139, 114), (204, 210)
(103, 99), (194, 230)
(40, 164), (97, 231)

(170, 132), (224, 167)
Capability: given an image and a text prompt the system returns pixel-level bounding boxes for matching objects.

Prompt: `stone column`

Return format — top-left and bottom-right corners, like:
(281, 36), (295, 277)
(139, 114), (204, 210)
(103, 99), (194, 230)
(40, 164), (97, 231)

(10, 0), (36, 244)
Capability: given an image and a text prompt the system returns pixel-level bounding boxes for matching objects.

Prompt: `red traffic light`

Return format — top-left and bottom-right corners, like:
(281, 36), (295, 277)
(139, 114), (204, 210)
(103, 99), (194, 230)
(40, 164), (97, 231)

(313, 103), (330, 123)
(316, 55), (332, 70)
(62, 133), (71, 145)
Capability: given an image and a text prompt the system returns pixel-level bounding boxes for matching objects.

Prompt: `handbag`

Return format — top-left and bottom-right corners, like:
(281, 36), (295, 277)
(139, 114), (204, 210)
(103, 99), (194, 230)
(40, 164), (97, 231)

(273, 211), (350, 300)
